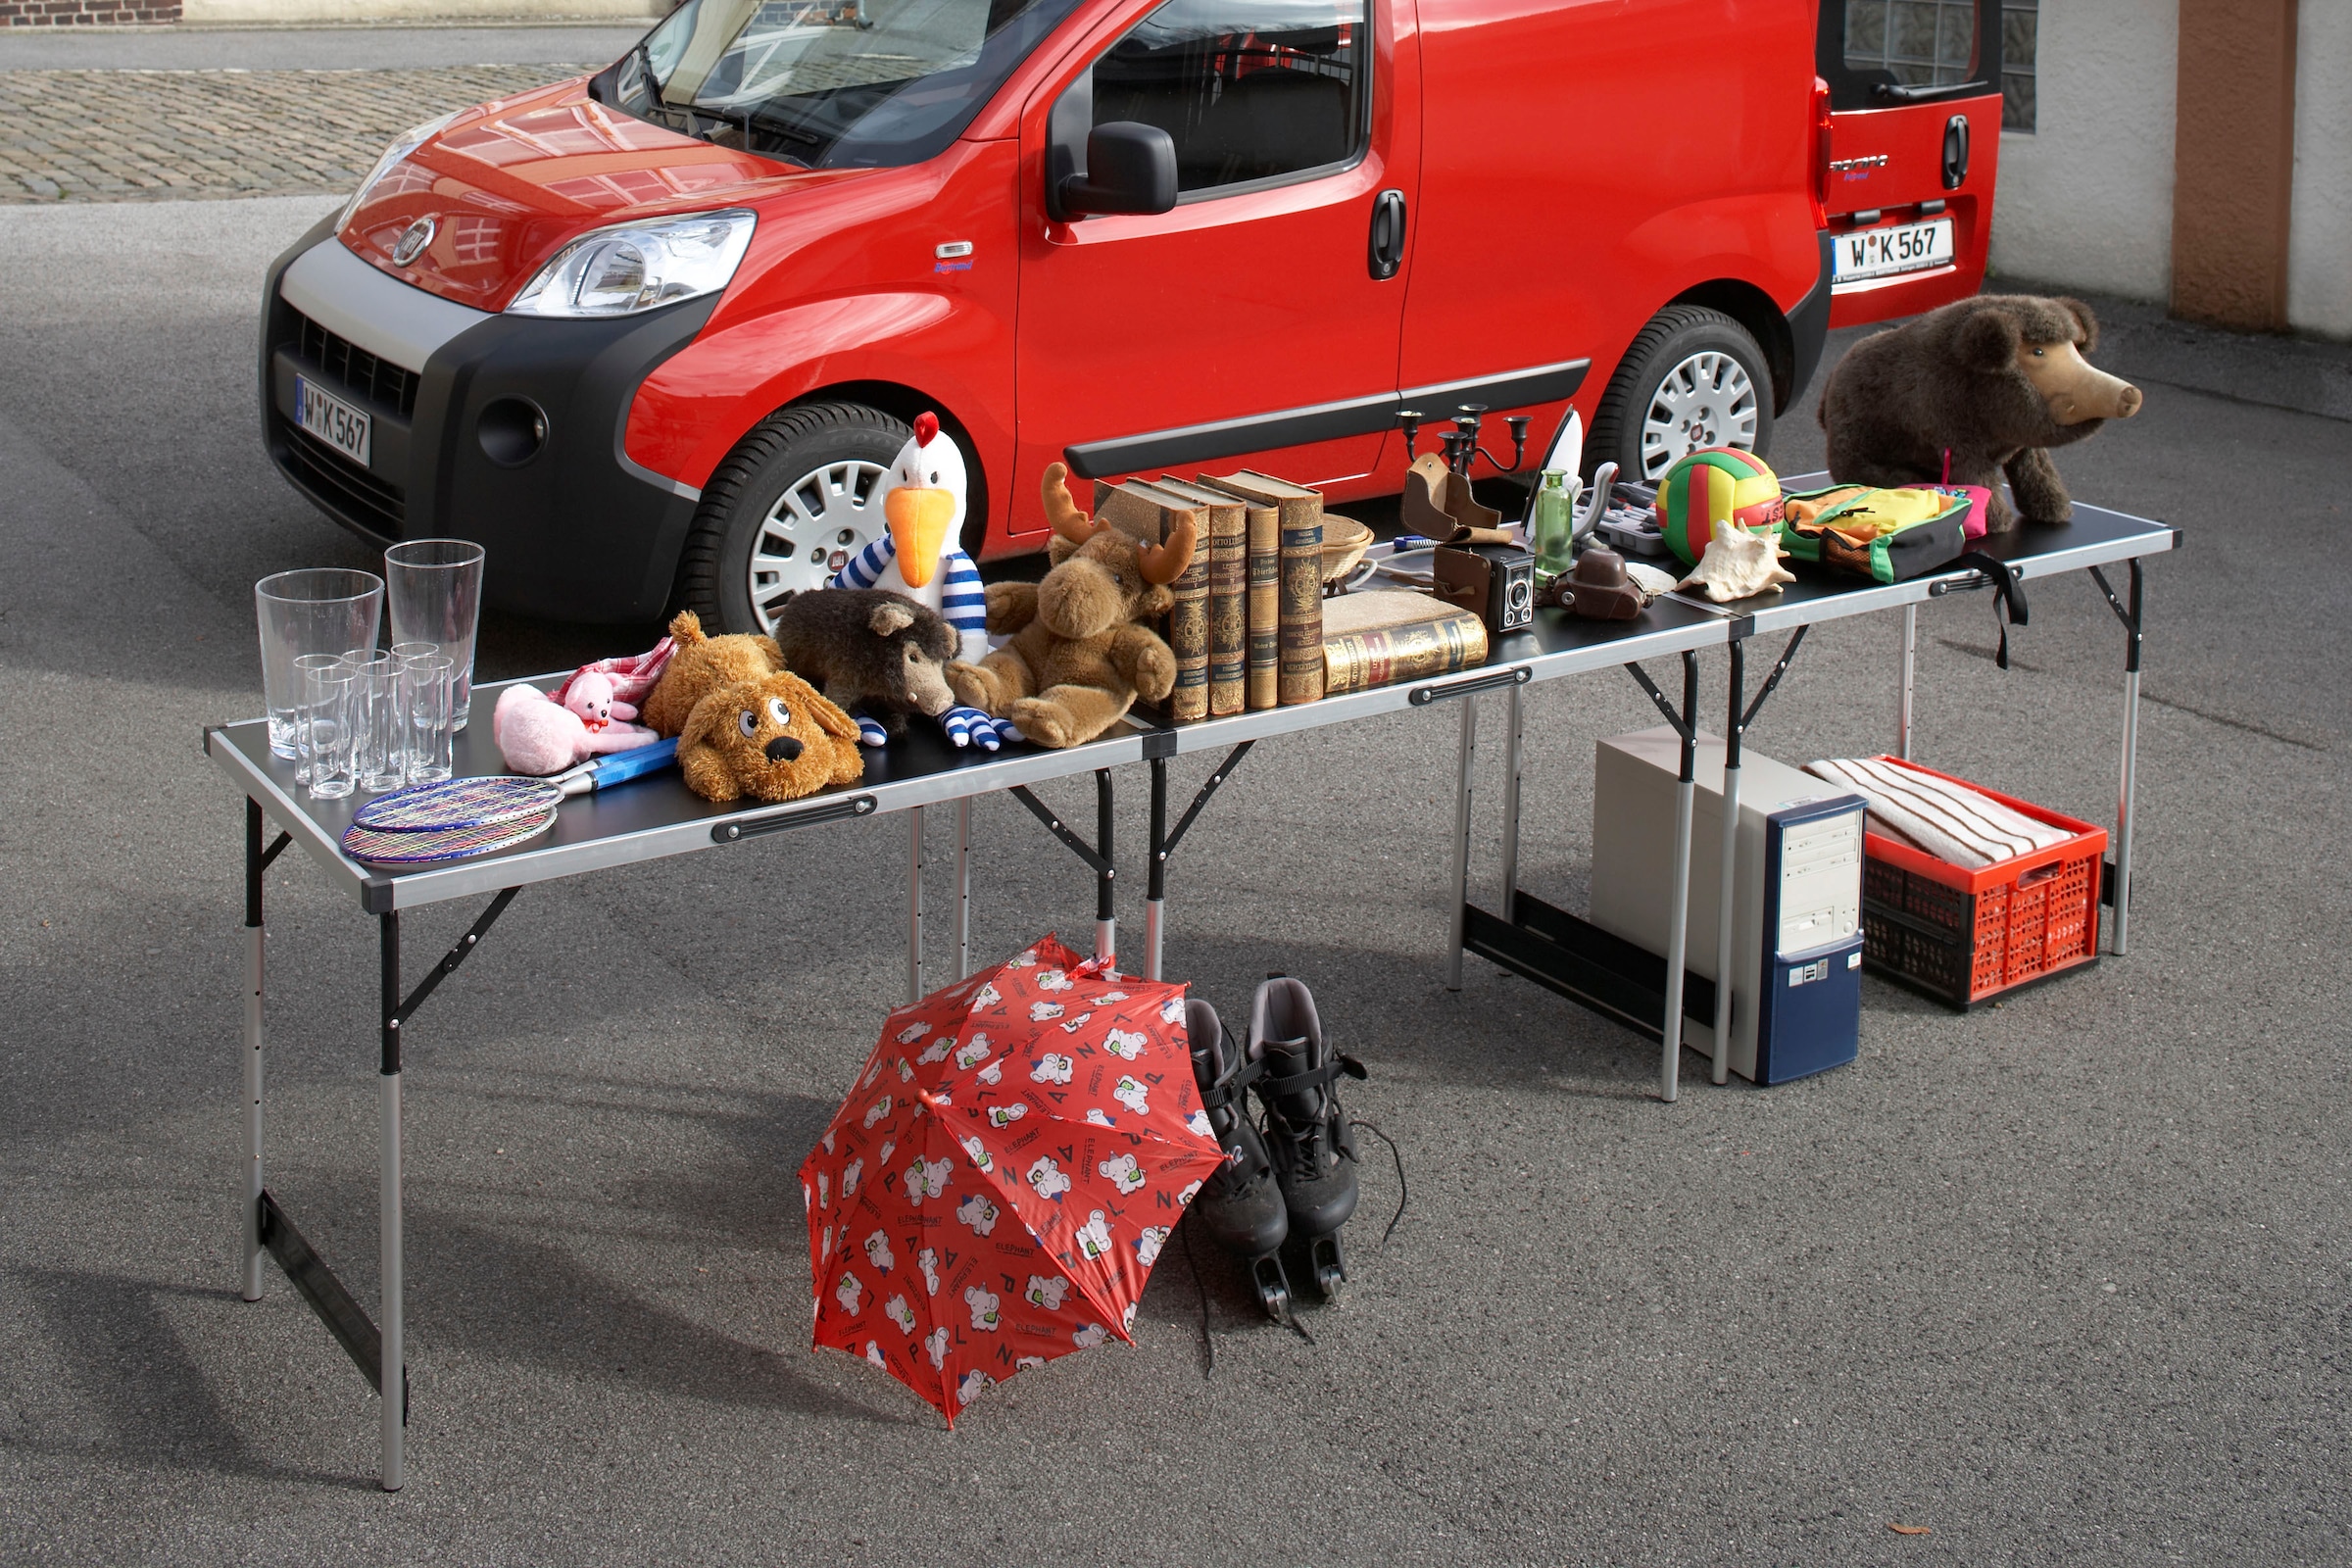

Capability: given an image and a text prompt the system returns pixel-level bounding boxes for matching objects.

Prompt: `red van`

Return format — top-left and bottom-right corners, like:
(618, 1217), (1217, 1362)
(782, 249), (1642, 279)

(261, 0), (2005, 634)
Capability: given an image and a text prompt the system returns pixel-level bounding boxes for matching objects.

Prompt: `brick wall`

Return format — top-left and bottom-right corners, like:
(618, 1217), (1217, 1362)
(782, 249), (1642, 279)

(3, 0), (182, 22)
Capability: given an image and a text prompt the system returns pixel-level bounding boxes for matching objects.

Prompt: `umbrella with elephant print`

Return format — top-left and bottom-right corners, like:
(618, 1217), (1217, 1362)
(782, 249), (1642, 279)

(799, 934), (1224, 1426)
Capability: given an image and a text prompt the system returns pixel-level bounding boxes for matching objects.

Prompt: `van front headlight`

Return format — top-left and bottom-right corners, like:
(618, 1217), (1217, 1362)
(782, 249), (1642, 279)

(505, 210), (759, 318)
(337, 112), (461, 229)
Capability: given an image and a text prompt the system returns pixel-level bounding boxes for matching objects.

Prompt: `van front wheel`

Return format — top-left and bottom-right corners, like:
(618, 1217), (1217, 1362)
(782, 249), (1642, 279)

(1588, 305), (1774, 483)
(673, 402), (909, 637)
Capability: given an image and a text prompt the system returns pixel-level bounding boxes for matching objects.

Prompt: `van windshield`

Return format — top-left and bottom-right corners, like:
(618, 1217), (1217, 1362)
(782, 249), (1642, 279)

(611, 0), (1082, 170)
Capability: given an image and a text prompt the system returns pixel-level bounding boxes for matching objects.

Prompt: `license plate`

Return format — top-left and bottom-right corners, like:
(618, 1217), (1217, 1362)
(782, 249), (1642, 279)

(1833, 217), (1955, 283)
(295, 375), (371, 466)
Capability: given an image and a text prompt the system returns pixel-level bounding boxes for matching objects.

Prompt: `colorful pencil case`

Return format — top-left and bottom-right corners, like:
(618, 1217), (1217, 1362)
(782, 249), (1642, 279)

(1780, 485), (1972, 583)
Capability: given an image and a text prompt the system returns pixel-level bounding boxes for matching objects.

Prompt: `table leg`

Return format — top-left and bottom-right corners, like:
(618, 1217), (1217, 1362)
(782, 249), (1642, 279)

(1498, 681), (1525, 923)
(907, 806), (924, 1003)
(2113, 559), (2143, 956)
(1145, 759), (1167, 983)
(1445, 693), (1479, 991)
(1712, 642), (1743, 1087)
(1897, 602), (1918, 760)
(955, 797), (972, 980)
(1659, 651), (1698, 1103)
(1094, 770), (1116, 966)
(242, 800), (267, 1302)
(378, 910), (405, 1494)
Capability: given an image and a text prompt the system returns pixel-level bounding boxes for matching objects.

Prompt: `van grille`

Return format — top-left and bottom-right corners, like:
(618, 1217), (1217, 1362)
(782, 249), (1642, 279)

(291, 309), (420, 418)
(281, 425), (406, 538)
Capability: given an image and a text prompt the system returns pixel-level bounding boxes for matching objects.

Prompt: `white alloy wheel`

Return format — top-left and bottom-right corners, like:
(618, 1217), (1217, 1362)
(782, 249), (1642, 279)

(1638, 349), (1761, 479)
(745, 458), (887, 634)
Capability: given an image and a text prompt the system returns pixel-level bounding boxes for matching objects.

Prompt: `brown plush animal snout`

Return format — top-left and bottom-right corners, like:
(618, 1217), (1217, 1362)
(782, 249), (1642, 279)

(2020, 338), (2142, 425)
(902, 641), (956, 715)
(1037, 552), (1132, 641)
(763, 734), (804, 762)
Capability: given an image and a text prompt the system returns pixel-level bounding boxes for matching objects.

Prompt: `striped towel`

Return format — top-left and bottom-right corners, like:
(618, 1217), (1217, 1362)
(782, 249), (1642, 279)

(1805, 758), (2073, 868)
(833, 537), (990, 663)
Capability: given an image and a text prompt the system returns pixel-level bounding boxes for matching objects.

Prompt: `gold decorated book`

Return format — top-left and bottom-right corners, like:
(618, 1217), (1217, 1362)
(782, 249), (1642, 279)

(1200, 470), (1323, 705)
(1154, 477), (1248, 715)
(1320, 590), (1491, 696)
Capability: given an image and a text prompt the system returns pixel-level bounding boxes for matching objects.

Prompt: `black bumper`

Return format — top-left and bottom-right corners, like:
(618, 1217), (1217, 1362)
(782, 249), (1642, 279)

(260, 221), (717, 624)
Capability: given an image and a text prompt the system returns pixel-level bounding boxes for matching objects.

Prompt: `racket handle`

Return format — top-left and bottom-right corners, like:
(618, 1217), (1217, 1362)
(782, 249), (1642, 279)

(562, 737), (678, 796)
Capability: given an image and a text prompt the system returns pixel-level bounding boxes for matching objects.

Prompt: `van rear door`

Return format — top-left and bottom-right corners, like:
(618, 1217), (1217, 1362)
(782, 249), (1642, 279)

(1816, 0), (2006, 326)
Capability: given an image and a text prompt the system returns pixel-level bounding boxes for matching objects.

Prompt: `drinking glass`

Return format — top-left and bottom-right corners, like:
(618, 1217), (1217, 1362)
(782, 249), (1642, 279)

(390, 641), (439, 774)
(301, 661), (357, 801)
(255, 568), (383, 759)
(290, 652), (346, 786)
(349, 654), (407, 794)
(403, 652), (458, 784)
(385, 540), (484, 731)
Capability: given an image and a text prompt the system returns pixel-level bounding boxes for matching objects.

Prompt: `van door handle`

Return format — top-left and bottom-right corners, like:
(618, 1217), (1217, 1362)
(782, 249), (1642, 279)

(1367, 189), (1406, 280)
(1941, 114), (1970, 189)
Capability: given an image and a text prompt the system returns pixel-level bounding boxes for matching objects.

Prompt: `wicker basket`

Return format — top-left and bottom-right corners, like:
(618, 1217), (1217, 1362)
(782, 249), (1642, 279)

(1321, 514), (1373, 585)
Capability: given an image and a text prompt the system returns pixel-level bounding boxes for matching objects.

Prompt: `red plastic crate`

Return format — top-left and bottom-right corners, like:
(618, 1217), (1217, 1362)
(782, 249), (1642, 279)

(1854, 757), (2107, 1009)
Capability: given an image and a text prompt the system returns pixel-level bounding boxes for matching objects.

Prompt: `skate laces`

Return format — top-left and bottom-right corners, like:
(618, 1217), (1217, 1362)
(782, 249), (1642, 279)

(1347, 1118), (1409, 1250)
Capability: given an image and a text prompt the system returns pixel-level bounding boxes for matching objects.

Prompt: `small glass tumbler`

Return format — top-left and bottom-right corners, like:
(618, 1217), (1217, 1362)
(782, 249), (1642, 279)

(301, 661), (357, 802)
(389, 642), (438, 773)
(255, 567), (382, 759)
(290, 652), (346, 786)
(403, 652), (458, 784)
(385, 540), (484, 732)
(348, 654), (408, 794)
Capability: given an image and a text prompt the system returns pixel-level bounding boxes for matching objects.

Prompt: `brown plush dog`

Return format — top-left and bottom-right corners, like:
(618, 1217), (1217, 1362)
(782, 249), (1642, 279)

(676, 670), (865, 803)
(946, 463), (1196, 748)
(1820, 294), (2142, 531)
(642, 610), (782, 737)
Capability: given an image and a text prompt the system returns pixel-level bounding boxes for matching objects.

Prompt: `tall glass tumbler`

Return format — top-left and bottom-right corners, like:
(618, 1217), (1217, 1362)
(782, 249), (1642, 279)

(255, 568), (383, 759)
(301, 660), (357, 801)
(403, 652), (458, 784)
(385, 540), (484, 731)
(349, 654), (407, 794)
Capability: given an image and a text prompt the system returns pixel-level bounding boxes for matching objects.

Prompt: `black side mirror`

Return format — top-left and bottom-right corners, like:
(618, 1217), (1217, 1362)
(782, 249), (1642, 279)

(1054, 122), (1177, 220)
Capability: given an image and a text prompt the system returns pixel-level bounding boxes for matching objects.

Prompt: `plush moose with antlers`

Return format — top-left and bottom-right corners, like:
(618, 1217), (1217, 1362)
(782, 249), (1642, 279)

(945, 462), (1199, 749)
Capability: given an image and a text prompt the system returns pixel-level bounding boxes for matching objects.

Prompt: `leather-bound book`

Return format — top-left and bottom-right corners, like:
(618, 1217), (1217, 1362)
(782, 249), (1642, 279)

(1154, 477), (1248, 715)
(1200, 469), (1324, 705)
(1319, 590), (1491, 695)
(1099, 479), (1206, 721)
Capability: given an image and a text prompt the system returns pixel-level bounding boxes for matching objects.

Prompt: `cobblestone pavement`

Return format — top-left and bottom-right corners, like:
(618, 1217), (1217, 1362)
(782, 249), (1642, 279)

(0, 66), (599, 201)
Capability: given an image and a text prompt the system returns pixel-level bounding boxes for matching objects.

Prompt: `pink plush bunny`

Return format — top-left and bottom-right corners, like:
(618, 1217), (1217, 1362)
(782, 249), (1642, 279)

(563, 671), (639, 732)
(494, 679), (660, 775)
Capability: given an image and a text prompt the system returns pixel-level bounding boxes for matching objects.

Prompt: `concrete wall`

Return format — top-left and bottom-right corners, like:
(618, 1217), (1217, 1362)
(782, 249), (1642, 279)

(179, 0), (662, 20)
(1988, 0), (2180, 302)
(2289, 0), (2352, 338)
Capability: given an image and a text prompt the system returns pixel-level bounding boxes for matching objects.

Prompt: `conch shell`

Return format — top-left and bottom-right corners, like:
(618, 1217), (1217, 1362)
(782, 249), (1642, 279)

(1676, 524), (1795, 603)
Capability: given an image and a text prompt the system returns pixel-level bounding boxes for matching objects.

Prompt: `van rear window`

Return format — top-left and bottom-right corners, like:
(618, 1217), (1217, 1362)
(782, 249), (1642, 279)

(607, 0), (1084, 170)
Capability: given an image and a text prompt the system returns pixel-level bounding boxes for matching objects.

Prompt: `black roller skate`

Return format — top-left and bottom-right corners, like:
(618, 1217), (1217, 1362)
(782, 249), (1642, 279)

(1249, 975), (1366, 1302)
(1185, 999), (1295, 1324)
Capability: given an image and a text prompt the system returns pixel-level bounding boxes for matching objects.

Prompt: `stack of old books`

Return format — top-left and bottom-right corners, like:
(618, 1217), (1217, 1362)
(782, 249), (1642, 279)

(1095, 470), (1486, 714)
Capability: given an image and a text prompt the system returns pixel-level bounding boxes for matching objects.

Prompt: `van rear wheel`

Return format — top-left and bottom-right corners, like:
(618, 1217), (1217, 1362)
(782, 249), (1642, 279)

(1588, 305), (1774, 483)
(673, 402), (908, 637)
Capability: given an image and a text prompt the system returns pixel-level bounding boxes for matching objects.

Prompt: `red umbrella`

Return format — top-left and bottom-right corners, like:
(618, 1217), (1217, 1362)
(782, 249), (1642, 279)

(800, 935), (1224, 1426)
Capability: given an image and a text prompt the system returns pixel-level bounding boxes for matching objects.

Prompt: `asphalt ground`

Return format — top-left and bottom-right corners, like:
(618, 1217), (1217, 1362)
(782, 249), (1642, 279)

(1, 195), (2347, 1566)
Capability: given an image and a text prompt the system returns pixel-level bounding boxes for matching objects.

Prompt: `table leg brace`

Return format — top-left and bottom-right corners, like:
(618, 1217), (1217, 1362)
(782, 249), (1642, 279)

(1446, 694), (1479, 991)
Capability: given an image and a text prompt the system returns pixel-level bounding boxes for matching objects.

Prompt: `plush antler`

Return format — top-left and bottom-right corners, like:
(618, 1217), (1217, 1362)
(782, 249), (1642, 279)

(1137, 514), (1199, 585)
(1040, 461), (1105, 547)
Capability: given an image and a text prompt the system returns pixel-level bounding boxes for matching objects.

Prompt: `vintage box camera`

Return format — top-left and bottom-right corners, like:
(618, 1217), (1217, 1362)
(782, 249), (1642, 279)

(1432, 541), (1536, 634)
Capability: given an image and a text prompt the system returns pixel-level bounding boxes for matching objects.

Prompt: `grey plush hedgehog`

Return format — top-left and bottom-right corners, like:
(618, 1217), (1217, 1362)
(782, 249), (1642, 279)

(769, 588), (957, 739)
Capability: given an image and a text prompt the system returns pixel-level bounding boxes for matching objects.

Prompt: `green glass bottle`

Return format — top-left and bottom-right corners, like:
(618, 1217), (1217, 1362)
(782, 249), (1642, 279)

(1531, 468), (1575, 579)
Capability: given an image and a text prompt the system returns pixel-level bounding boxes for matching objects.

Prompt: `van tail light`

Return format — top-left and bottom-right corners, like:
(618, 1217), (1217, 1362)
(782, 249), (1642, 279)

(1811, 76), (1834, 226)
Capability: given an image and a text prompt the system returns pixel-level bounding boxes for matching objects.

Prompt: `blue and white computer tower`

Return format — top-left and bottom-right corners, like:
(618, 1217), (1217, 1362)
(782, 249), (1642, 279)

(1590, 728), (1867, 1084)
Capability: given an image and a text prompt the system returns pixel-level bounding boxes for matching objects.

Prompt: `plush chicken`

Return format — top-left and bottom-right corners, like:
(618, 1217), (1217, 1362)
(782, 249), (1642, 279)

(830, 411), (1018, 749)
(832, 412), (988, 663)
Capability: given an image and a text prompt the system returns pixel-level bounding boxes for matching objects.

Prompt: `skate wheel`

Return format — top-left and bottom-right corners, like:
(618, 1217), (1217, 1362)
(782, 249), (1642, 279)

(1251, 1254), (1293, 1324)
(1315, 1261), (1345, 1301)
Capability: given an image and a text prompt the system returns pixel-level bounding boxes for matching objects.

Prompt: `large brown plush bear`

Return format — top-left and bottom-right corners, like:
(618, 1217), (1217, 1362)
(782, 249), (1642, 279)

(1821, 294), (2143, 532)
(946, 463), (1197, 748)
